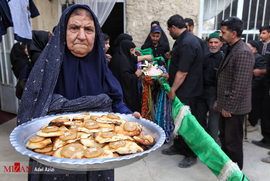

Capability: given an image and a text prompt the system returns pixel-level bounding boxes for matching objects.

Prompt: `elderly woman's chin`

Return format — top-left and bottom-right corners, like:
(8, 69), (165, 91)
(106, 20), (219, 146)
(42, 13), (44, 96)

(69, 45), (93, 58)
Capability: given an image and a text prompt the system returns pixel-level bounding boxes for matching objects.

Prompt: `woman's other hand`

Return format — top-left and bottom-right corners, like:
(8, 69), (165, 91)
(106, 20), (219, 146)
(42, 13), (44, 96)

(132, 111), (141, 119)
(145, 54), (153, 62)
(166, 52), (172, 59)
(135, 49), (141, 56)
(106, 54), (112, 62)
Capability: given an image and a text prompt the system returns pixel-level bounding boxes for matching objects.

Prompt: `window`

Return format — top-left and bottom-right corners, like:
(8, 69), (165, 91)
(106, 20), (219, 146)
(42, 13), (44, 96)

(200, 0), (270, 42)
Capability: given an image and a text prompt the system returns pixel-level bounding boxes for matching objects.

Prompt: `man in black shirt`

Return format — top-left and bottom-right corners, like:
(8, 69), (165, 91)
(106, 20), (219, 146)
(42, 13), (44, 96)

(161, 14), (203, 168)
(184, 18), (205, 55)
(196, 32), (224, 142)
(141, 25), (170, 66)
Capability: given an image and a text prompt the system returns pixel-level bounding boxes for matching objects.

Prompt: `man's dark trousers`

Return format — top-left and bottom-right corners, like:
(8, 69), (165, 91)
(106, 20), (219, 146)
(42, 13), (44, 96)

(219, 114), (245, 170)
(172, 96), (197, 157)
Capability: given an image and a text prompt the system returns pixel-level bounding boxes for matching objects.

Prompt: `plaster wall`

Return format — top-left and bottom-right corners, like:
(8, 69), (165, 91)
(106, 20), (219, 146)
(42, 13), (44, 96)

(126, 0), (201, 48)
(31, 0), (59, 33)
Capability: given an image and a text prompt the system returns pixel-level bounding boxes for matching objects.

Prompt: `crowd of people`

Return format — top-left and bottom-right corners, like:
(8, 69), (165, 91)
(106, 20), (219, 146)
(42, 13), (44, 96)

(9, 3), (270, 180)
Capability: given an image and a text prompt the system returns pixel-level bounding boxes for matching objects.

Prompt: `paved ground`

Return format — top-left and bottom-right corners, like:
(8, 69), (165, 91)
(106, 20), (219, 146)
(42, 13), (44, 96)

(1, 117), (270, 181)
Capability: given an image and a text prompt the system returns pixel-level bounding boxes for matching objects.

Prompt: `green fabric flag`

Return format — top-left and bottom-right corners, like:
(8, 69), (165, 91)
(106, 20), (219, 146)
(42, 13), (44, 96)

(157, 77), (249, 181)
(167, 50), (172, 72)
(167, 58), (171, 72)
(136, 47), (164, 66)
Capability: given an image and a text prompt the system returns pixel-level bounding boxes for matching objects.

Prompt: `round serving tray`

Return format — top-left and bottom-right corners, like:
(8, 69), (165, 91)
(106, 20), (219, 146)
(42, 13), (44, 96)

(10, 112), (165, 171)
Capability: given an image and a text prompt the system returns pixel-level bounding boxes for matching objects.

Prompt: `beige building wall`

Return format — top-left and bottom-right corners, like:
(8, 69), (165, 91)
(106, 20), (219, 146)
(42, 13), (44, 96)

(126, 0), (201, 49)
(31, 0), (200, 48)
(31, 0), (59, 33)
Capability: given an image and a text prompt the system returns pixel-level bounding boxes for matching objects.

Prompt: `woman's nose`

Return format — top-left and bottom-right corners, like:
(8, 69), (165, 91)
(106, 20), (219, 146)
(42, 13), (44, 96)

(78, 28), (86, 40)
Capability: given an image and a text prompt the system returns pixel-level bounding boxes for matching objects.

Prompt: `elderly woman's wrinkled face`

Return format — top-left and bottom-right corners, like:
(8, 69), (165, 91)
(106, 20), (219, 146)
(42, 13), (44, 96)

(66, 11), (95, 57)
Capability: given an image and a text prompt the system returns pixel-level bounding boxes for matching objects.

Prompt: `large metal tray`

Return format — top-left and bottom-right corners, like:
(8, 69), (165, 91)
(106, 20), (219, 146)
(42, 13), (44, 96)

(10, 112), (165, 171)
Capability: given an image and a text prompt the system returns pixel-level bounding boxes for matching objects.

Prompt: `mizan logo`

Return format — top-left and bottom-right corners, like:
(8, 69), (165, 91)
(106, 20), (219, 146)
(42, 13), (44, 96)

(4, 162), (32, 173)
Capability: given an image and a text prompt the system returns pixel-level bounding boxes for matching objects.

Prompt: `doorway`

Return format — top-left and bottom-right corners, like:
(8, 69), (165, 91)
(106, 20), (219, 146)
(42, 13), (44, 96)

(101, 2), (125, 55)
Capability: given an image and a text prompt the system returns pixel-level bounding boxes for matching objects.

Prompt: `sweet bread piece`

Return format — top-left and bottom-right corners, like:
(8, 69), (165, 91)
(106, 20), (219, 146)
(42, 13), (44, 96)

(26, 138), (52, 149)
(53, 143), (86, 158)
(37, 150), (54, 156)
(34, 144), (53, 153)
(77, 131), (92, 139)
(37, 128), (67, 137)
(80, 136), (105, 147)
(72, 113), (90, 122)
(77, 122), (114, 133)
(52, 137), (65, 151)
(70, 121), (83, 126)
(59, 129), (77, 141)
(114, 121), (142, 137)
(93, 131), (133, 144)
(71, 147), (114, 159)
(48, 116), (72, 126)
(52, 137), (80, 151)
(29, 135), (45, 143)
(103, 140), (143, 154)
(89, 115), (100, 121)
(133, 134), (155, 146)
(96, 114), (126, 125)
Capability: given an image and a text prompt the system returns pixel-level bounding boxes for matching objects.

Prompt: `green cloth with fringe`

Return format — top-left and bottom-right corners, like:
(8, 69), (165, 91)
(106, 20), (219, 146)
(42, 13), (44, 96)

(157, 77), (249, 181)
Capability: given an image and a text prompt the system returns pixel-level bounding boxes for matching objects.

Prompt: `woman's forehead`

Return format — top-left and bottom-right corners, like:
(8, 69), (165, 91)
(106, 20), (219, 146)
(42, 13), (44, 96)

(68, 14), (94, 25)
(69, 8), (93, 21)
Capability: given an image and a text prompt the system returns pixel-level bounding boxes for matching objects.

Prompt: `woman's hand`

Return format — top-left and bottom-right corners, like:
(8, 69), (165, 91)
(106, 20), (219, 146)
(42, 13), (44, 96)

(135, 69), (142, 77)
(144, 54), (153, 62)
(166, 52), (172, 59)
(106, 54), (112, 62)
(132, 111), (141, 119)
(159, 73), (169, 81)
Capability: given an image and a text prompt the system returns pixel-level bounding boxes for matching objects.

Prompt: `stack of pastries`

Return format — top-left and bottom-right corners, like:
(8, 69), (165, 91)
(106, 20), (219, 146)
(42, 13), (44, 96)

(25, 113), (155, 159)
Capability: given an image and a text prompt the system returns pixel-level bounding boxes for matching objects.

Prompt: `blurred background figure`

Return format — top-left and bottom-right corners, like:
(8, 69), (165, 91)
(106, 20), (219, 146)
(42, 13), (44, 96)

(246, 40), (266, 132)
(10, 30), (51, 99)
(112, 33), (133, 55)
(184, 18), (205, 55)
(196, 32), (224, 142)
(143, 20), (169, 47)
(28, 30), (51, 66)
(109, 40), (142, 112)
(104, 33), (112, 62)
(141, 25), (169, 66)
(10, 42), (30, 99)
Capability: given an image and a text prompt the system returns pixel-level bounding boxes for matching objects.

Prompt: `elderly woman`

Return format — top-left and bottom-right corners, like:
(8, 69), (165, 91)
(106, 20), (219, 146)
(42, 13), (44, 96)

(17, 4), (139, 181)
